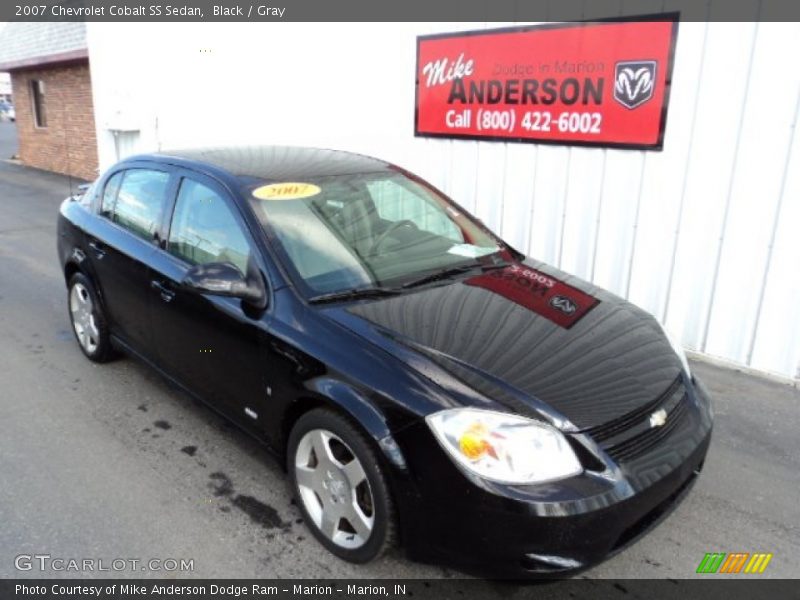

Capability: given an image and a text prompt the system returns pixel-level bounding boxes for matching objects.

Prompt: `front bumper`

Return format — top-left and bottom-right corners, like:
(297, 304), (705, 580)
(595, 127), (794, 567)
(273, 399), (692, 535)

(390, 375), (713, 577)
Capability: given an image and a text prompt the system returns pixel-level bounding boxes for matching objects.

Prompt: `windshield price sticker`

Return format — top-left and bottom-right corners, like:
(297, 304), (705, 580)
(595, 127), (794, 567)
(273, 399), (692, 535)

(253, 182), (321, 200)
(415, 18), (678, 150)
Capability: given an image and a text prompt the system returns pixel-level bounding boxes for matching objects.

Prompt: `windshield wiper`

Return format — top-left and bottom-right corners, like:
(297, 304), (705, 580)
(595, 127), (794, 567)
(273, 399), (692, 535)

(308, 287), (402, 305)
(401, 262), (510, 289)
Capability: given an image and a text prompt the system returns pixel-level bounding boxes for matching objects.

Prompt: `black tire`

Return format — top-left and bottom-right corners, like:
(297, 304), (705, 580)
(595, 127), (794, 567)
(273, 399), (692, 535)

(67, 272), (116, 363)
(287, 407), (397, 563)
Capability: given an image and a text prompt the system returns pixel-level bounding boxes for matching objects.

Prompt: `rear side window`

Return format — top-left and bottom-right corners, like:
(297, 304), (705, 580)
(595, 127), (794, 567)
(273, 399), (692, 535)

(167, 178), (251, 274)
(100, 171), (124, 217)
(102, 169), (170, 241)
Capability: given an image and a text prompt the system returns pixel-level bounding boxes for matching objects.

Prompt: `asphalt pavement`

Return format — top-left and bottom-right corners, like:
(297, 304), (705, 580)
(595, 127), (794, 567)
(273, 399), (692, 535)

(0, 120), (798, 584)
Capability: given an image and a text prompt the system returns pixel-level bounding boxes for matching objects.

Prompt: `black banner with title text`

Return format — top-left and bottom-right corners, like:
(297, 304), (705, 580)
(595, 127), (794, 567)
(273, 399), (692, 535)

(0, 0), (799, 22)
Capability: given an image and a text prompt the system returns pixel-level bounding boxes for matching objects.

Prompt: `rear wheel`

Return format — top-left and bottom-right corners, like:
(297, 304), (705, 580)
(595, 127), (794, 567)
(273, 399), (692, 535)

(67, 272), (115, 363)
(288, 408), (397, 563)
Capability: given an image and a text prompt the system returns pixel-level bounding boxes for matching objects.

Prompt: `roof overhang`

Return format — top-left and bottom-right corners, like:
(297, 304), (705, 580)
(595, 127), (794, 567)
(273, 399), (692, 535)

(0, 48), (88, 72)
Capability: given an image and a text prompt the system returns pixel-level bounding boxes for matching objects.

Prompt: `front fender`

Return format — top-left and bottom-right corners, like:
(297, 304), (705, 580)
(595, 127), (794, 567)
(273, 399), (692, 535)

(303, 376), (408, 470)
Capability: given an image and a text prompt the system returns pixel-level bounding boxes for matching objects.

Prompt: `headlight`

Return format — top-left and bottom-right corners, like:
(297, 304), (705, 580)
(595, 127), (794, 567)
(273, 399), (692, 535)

(426, 408), (582, 485)
(659, 322), (691, 377)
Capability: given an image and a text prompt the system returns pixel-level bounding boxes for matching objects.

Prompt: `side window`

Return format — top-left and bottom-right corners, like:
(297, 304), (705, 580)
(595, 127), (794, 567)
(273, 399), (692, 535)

(100, 171), (124, 217)
(167, 178), (251, 274)
(366, 179), (463, 242)
(109, 169), (170, 241)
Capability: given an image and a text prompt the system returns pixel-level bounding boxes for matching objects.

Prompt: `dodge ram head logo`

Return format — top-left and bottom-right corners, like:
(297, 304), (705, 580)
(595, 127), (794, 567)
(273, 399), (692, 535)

(614, 61), (657, 109)
(549, 295), (578, 315)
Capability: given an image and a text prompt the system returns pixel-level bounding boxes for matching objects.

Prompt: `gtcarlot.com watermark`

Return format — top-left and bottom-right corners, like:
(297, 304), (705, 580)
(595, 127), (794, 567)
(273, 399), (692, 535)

(14, 554), (194, 573)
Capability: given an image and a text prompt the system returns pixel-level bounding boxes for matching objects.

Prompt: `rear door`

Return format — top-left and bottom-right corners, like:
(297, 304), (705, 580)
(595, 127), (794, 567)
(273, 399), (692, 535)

(148, 170), (268, 425)
(84, 164), (175, 353)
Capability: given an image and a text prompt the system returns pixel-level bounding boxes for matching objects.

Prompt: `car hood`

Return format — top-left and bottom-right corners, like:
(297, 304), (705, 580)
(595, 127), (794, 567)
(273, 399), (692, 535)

(324, 260), (683, 431)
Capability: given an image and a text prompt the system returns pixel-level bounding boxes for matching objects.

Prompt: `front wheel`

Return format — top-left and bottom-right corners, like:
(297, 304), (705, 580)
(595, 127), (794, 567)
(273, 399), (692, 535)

(288, 408), (397, 563)
(67, 272), (115, 363)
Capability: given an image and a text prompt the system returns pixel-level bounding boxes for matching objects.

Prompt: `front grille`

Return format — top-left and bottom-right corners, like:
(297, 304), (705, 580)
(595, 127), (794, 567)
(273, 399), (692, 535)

(585, 377), (683, 443)
(604, 393), (688, 462)
(584, 376), (689, 462)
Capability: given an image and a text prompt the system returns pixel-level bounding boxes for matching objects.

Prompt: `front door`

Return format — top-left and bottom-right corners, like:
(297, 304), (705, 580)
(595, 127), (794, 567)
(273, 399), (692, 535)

(148, 171), (268, 426)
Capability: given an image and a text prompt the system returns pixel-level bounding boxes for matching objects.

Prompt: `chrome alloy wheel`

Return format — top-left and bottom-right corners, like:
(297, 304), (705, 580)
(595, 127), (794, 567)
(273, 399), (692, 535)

(69, 282), (99, 354)
(294, 429), (375, 549)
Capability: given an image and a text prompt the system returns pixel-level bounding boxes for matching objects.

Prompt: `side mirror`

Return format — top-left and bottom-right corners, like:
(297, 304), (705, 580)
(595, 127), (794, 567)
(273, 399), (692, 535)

(183, 262), (267, 309)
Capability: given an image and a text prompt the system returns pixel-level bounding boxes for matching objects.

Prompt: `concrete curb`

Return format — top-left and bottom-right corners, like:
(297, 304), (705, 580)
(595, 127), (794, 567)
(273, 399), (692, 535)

(687, 350), (799, 389)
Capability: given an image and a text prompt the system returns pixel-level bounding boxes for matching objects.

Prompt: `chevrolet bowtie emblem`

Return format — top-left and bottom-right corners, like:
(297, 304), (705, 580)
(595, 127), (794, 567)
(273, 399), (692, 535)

(649, 408), (668, 428)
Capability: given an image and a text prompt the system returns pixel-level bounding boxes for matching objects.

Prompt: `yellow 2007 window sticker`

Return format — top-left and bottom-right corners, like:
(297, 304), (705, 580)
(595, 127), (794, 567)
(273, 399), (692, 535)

(252, 182), (321, 200)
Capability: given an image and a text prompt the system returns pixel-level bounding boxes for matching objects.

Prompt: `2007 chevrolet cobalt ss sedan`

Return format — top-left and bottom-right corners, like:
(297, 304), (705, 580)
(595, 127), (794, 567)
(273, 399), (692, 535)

(57, 146), (712, 577)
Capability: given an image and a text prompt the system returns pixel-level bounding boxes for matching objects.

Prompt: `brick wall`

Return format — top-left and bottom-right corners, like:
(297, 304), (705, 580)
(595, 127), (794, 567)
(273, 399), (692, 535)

(10, 61), (98, 181)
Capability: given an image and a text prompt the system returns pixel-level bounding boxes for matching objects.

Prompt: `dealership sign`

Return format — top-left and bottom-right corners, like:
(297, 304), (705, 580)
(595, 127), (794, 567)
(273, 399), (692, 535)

(415, 17), (678, 150)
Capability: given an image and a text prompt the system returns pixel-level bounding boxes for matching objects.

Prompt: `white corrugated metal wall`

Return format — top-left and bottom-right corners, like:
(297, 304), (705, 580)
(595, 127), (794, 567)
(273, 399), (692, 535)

(87, 15), (800, 380)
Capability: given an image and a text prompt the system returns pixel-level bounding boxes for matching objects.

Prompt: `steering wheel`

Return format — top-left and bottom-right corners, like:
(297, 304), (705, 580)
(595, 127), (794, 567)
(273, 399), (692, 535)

(367, 220), (417, 255)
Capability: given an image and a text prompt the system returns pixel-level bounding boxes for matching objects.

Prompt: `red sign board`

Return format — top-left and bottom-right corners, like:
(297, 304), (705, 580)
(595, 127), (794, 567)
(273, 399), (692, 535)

(465, 264), (600, 329)
(415, 17), (678, 150)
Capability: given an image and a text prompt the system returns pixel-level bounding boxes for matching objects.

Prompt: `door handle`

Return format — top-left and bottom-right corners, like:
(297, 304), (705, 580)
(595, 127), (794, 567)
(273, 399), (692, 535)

(88, 240), (106, 259)
(151, 280), (176, 303)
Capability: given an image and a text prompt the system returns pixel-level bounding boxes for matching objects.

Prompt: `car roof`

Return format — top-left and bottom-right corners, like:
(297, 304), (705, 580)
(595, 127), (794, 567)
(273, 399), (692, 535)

(127, 145), (394, 183)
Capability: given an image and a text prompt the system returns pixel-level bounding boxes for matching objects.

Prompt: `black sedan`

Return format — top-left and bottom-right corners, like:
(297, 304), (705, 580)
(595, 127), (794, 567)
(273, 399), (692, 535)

(57, 146), (712, 577)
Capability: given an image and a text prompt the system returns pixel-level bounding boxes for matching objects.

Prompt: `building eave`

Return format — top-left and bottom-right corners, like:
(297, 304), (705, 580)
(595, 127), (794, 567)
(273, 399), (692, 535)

(0, 48), (88, 72)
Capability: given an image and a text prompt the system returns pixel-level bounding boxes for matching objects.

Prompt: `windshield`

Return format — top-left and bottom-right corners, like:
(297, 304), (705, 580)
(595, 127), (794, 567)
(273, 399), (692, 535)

(247, 170), (511, 297)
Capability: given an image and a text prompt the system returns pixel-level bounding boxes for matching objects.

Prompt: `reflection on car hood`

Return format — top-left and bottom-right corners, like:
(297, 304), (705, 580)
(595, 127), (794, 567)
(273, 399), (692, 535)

(332, 260), (682, 430)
